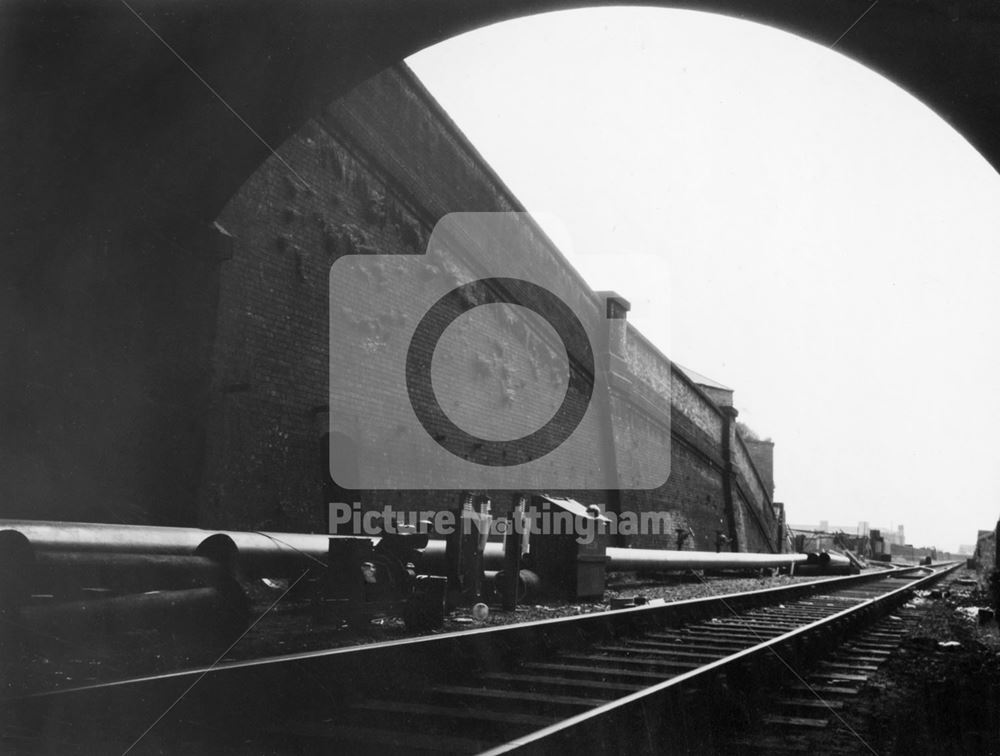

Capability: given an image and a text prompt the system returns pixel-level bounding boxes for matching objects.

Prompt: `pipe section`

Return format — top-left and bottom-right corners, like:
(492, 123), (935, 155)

(605, 547), (812, 572)
(2, 520), (854, 580)
(0, 520), (334, 578)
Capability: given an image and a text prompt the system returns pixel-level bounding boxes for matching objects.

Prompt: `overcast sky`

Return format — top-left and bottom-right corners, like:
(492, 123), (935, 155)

(407, 8), (1000, 553)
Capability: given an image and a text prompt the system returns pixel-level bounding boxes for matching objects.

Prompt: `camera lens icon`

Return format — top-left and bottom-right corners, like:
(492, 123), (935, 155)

(329, 211), (671, 491)
(405, 277), (594, 467)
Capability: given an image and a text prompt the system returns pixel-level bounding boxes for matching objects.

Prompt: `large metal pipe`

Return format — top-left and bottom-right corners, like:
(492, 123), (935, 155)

(2, 520), (853, 581)
(604, 547), (812, 572)
(0, 519), (335, 557)
(423, 541), (848, 575)
(1, 520), (471, 579)
(30, 552), (237, 595)
(0, 520), (206, 554)
(416, 539), (504, 574)
(426, 537), (850, 577)
(0, 520), (333, 579)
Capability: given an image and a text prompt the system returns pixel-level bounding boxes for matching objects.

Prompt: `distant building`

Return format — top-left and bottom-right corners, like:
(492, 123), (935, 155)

(788, 521), (905, 545)
(786, 521), (911, 558)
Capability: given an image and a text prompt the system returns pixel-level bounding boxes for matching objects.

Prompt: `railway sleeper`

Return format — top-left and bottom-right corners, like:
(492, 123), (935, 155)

(271, 720), (494, 755)
(827, 653), (887, 664)
(520, 661), (678, 683)
(706, 620), (803, 633)
(686, 624), (786, 637)
(817, 660), (880, 673)
(681, 629), (784, 644)
(628, 637), (750, 655)
(593, 643), (728, 662)
(344, 698), (557, 742)
(786, 682), (860, 696)
(773, 697), (844, 711)
(418, 683), (605, 715)
(840, 643), (893, 654)
(725, 613), (808, 624)
(478, 671), (647, 697)
(370, 685), (607, 725)
(556, 651), (704, 672)
(643, 630), (748, 646)
(762, 714), (830, 728)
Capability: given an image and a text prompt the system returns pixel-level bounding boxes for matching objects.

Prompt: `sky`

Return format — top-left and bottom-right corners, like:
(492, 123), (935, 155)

(407, 8), (1000, 553)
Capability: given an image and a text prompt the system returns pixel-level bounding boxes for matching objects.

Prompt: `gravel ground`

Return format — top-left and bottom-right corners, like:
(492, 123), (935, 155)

(851, 568), (1000, 755)
(222, 569), (850, 659)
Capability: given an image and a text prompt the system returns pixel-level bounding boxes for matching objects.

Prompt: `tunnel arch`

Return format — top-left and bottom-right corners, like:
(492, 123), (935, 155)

(3, 0), (998, 524)
(5, 0), (999, 234)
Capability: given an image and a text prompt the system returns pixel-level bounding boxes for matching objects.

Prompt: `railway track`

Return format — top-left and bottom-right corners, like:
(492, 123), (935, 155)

(723, 610), (915, 754)
(1, 563), (957, 754)
(724, 567), (971, 754)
